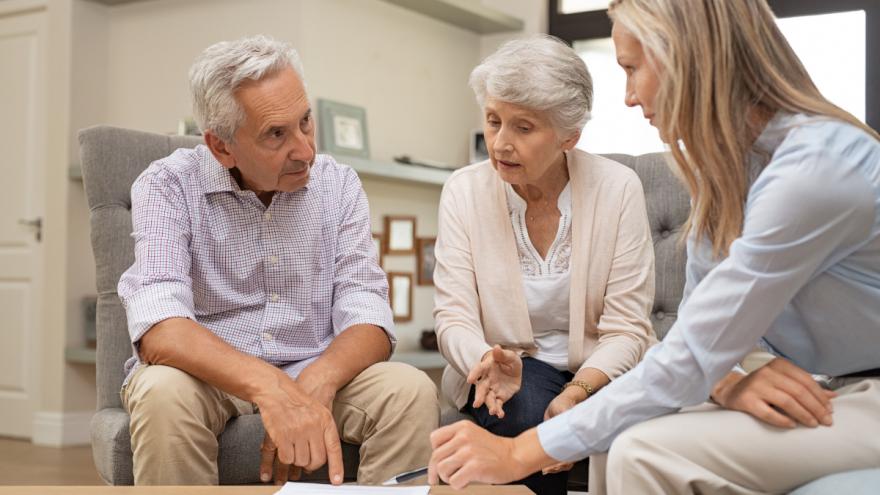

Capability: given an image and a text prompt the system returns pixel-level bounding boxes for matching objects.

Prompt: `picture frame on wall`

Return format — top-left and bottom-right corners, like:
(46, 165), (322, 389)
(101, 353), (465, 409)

(387, 272), (413, 322)
(317, 99), (370, 158)
(416, 237), (436, 286)
(383, 215), (416, 255)
(372, 232), (384, 266)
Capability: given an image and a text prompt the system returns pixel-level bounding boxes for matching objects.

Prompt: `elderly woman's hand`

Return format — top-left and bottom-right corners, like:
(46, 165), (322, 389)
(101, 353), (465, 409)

(538, 386), (586, 474)
(467, 345), (523, 418)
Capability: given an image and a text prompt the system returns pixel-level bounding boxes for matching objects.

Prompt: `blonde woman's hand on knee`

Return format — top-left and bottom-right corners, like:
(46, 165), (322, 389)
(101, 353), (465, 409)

(711, 357), (836, 429)
(467, 345), (522, 418)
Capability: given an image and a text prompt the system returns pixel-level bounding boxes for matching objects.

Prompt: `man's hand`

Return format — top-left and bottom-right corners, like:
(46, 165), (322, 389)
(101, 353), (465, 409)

(467, 345), (523, 418)
(298, 371), (337, 413)
(712, 358), (836, 429)
(255, 373), (344, 485)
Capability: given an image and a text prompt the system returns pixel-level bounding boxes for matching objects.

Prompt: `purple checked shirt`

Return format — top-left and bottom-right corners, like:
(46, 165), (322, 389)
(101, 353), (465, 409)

(118, 145), (395, 387)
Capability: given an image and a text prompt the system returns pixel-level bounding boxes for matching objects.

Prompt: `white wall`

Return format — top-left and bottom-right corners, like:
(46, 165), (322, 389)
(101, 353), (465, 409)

(92, 0), (488, 352)
(42, 0), (548, 434)
(64, 0), (107, 412)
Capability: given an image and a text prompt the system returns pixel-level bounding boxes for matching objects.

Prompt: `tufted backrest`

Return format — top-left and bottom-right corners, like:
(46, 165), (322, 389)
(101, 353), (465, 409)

(602, 153), (689, 339)
(79, 126), (204, 411)
(78, 126), (691, 411)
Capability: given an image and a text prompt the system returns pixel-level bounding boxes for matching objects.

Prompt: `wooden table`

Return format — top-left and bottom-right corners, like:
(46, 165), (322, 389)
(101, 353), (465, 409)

(0, 486), (532, 494)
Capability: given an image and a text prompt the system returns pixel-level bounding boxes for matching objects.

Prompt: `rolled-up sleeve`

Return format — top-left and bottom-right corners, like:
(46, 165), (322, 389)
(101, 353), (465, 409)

(539, 149), (876, 462)
(579, 175), (656, 378)
(117, 168), (196, 355)
(330, 168), (395, 348)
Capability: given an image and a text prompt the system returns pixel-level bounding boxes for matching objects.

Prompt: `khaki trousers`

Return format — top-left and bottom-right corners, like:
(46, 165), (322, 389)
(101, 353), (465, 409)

(588, 377), (880, 495)
(123, 361), (439, 485)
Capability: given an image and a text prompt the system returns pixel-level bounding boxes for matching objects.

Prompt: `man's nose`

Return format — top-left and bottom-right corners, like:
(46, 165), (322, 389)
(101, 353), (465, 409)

(287, 131), (314, 162)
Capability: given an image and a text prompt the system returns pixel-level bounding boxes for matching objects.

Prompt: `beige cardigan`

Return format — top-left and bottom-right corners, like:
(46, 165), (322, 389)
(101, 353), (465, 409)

(434, 149), (657, 409)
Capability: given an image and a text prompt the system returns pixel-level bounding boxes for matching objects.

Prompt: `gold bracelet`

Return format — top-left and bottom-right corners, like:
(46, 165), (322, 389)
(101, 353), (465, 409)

(563, 380), (593, 398)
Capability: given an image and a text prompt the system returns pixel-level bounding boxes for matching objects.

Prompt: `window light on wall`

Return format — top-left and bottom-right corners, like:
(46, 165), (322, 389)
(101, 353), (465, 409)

(558, 0), (609, 14)
(573, 9), (867, 155)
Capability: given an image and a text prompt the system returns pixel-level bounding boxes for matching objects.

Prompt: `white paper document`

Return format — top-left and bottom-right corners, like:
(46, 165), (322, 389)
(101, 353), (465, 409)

(275, 482), (430, 495)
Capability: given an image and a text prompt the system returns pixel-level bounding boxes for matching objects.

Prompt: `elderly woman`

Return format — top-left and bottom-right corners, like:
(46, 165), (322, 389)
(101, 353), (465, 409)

(432, 35), (656, 494)
(430, 1), (880, 494)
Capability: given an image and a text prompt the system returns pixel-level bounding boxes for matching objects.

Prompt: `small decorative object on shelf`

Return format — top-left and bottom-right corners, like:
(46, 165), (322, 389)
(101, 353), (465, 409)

(420, 329), (438, 351)
(387, 271), (413, 322)
(393, 154), (457, 170)
(318, 99), (370, 158)
(416, 237), (436, 286)
(384, 215), (416, 255)
(470, 129), (488, 164)
(177, 116), (201, 136)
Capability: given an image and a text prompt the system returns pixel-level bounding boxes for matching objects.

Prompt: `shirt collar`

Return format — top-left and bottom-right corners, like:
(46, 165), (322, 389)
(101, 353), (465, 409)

(753, 110), (792, 155)
(199, 145), (240, 195)
(198, 145), (317, 196)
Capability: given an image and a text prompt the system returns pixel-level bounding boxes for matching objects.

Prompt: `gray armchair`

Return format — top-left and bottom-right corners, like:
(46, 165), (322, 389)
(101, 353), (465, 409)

(79, 125), (360, 485)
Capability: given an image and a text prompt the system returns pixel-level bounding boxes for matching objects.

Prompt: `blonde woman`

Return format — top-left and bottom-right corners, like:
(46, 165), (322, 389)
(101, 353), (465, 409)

(428, 1), (880, 493)
(432, 35), (655, 494)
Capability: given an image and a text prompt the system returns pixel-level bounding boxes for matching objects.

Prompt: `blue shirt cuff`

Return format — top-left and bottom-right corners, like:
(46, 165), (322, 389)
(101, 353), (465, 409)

(537, 408), (592, 463)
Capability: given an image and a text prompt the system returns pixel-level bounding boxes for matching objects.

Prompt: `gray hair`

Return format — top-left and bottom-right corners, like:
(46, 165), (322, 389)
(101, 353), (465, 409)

(469, 35), (593, 137)
(189, 35), (305, 142)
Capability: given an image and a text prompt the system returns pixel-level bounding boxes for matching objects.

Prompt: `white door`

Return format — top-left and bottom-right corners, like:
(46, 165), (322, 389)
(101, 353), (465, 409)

(0, 8), (47, 439)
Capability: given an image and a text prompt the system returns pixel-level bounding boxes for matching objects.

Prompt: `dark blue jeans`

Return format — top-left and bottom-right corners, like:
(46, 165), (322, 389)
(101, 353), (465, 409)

(463, 357), (574, 495)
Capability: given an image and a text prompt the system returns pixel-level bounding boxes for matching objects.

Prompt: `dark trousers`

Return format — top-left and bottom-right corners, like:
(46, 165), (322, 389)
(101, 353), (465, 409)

(463, 357), (574, 495)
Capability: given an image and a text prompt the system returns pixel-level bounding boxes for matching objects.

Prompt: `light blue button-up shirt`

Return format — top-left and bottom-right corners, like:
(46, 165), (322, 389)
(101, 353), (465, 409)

(538, 113), (880, 461)
(118, 146), (395, 388)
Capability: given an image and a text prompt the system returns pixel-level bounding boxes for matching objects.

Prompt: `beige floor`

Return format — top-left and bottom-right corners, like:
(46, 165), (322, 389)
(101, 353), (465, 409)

(0, 437), (103, 485)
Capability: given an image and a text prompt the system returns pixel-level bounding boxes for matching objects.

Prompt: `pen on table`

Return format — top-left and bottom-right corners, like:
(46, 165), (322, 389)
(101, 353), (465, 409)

(381, 466), (429, 485)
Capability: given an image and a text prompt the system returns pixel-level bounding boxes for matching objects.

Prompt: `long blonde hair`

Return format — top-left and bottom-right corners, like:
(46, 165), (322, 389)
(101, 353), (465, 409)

(609, 0), (880, 256)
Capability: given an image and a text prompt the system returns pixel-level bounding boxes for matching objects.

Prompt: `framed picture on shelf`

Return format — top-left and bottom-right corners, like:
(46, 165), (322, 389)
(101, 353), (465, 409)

(383, 215), (416, 255)
(372, 232), (384, 266)
(387, 272), (413, 322)
(318, 99), (370, 158)
(416, 237), (436, 286)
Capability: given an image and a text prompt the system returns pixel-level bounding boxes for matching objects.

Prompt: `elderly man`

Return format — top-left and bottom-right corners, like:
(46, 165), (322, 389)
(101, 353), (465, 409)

(117, 35), (438, 486)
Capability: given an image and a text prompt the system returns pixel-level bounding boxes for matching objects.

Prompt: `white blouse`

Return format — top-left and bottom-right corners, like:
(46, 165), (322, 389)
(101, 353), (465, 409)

(505, 182), (573, 371)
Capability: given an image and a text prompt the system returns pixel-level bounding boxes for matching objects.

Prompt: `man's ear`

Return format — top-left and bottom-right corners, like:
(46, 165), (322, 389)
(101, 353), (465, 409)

(204, 130), (236, 170)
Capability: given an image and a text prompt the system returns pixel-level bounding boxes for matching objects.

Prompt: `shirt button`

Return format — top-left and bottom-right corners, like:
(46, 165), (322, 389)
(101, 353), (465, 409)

(264, 212), (272, 221)
(655, 311), (666, 320)
(269, 255), (278, 264)
(262, 332), (273, 341)
(270, 293), (279, 303)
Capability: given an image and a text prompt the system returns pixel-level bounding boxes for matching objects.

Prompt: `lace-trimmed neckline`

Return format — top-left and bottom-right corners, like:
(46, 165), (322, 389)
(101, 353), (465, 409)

(504, 182), (572, 277)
